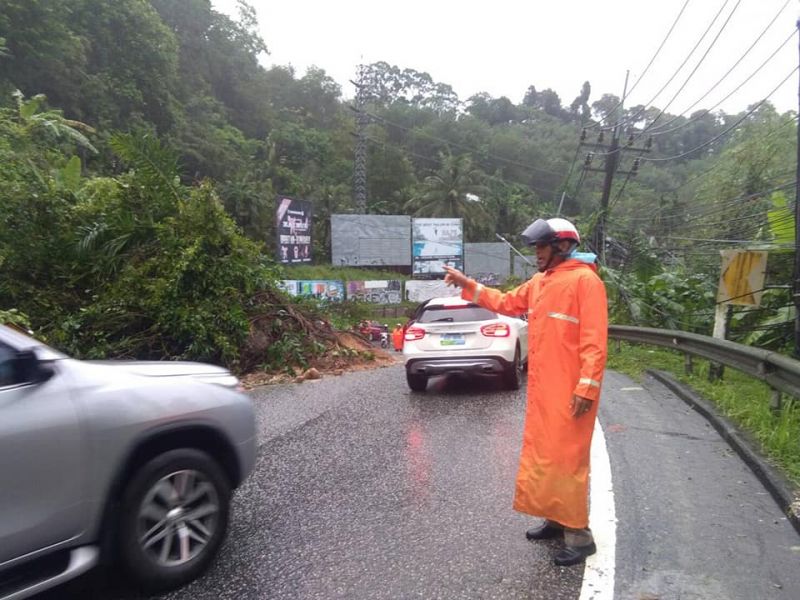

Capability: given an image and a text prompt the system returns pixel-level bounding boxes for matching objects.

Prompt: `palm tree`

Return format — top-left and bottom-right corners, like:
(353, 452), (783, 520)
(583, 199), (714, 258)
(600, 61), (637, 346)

(404, 152), (490, 234)
(11, 90), (97, 153)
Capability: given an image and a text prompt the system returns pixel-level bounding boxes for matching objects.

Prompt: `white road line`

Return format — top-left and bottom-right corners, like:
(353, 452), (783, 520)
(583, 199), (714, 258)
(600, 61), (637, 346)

(579, 418), (617, 600)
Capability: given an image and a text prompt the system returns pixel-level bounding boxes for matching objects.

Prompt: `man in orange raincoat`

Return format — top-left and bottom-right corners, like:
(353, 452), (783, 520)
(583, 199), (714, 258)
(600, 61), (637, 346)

(444, 217), (607, 567)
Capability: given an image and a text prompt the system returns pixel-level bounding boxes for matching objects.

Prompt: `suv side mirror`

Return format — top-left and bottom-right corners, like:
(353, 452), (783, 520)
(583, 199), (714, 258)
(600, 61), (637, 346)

(15, 349), (53, 384)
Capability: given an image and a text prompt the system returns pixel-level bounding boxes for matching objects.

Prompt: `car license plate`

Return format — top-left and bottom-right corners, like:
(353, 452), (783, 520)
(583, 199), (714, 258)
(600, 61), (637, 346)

(440, 333), (465, 346)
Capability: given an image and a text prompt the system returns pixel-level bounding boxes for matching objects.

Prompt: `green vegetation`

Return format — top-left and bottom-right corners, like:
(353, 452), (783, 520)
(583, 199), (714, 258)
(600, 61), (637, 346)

(282, 265), (410, 282)
(608, 342), (800, 485)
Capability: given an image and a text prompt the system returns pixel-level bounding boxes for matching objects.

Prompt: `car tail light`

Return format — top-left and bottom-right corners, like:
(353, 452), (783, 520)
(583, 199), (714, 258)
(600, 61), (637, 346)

(480, 323), (510, 337)
(405, 327), (426, 341)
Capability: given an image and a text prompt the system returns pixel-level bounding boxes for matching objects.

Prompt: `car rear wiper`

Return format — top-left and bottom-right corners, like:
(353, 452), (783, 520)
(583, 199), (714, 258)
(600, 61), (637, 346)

(430, 317), (454, 322)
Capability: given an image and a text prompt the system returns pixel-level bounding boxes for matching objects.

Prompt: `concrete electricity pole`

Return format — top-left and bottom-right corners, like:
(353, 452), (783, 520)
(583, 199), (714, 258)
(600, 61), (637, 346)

(793, 19), (800, 356)
(580, 71), (650, 263)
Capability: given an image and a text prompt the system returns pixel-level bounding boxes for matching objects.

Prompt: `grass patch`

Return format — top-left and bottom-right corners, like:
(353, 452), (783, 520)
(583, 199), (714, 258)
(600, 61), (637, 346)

(282, 264), (409, 281)
(608, 341), (800, 486)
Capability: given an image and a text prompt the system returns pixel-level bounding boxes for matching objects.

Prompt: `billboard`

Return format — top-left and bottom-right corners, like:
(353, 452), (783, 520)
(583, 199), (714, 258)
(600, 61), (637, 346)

(513, 254), (536, 280)
(276, 196), (312, 264)
(412, 218), (463, 278)
(405, 280), (460, 303)
(331, 214), (412, 267)
(280, 280), (345, 303)
(277, 280), (298, 296)
(465, 242), (510, 285)
(346, 280), (403, 304)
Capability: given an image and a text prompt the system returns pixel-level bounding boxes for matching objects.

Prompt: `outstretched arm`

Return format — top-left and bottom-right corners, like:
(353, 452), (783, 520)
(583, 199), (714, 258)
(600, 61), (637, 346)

(443, 266), (531, 316)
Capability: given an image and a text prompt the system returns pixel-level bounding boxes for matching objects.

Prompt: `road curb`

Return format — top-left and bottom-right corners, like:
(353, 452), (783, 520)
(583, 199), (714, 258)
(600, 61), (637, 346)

(645, 368), (800, 537)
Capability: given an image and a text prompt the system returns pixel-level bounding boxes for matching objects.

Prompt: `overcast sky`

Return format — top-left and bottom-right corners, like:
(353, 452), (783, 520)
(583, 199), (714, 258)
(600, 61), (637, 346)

(211, 0), (799, 115)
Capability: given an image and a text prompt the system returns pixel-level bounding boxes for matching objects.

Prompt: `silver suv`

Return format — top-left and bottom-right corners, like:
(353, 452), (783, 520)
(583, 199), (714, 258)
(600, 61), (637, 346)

(0, 325), (256, 598)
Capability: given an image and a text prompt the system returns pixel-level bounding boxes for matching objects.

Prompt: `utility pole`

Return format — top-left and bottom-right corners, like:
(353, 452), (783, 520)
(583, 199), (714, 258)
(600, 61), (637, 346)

(350, 64), (369, 214)
(595, 127), (621, 263)
(580, 71), (650, 263)
(596, 71), (628, 264)
(793, 18), (800, 357)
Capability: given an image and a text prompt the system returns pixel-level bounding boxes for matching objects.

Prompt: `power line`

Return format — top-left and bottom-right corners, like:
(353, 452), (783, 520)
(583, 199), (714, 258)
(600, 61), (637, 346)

(682, 181), (795, 220)
(608, 0), (732, 134)
(556, 136), (585, 213)
(679, 205), (791, 231)
(648, 1), (792, 133)
(681, 204), (794, 234)
(595, 0), (745, 161)
(663, 235), (794, 245)
(621, 177), (796, 224)
(613, 117), (797, 226)
(571, 163), (591, 204)
(589, 0), (693, 130)
(607, 160), (639, 213)
(663, 115), (798, 195)
(634, 0), (743, 138)
(649, 26), (796, 137)
(731, 320), (794, 332)
(650, 115), (799, 202)
(642, 66), (799, 163)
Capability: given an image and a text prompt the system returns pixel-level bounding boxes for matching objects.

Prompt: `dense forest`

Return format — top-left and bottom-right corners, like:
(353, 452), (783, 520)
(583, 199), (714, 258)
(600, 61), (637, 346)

(0, 0), (797, 367)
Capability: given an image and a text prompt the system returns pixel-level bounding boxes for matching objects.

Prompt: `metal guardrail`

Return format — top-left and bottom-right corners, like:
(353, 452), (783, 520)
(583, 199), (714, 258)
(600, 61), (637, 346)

(608, 325), (800, 400)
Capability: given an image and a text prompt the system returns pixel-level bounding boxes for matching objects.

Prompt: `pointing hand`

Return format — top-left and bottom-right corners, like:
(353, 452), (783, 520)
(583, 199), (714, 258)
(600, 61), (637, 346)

(443, 266), (469, 288)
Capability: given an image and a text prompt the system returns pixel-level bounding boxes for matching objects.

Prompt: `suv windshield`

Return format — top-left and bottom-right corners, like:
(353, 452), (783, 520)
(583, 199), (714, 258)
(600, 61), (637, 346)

(418, 305), (497, 323)
(0, 325), (66, 360)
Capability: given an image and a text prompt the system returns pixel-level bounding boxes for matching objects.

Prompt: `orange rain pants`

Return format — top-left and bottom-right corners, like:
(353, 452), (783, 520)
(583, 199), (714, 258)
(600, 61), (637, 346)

(462, 258), (608, 529)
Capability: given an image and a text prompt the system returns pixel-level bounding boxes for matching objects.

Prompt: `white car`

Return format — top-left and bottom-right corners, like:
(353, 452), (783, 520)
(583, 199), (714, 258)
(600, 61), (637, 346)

(402, 297), (528, 392)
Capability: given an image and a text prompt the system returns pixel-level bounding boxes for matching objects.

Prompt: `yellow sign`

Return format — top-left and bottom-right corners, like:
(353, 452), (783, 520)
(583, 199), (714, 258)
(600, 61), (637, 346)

(716, 250), (768, 306)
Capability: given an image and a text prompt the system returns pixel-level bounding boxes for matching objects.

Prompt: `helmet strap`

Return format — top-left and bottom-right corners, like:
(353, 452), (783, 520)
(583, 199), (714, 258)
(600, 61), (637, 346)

(542, 240), (577, 270)
(555, 241), (578, 258)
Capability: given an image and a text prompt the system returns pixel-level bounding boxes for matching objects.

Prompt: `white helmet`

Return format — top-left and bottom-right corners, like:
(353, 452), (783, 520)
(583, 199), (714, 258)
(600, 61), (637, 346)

(521, 218), (580, 246)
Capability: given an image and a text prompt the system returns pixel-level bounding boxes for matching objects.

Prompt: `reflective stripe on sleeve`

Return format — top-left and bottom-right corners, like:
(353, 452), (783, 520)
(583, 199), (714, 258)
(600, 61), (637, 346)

(473, 283), (483, 303)
(579, 377), (601, 388)
(547, 311), (579, 324)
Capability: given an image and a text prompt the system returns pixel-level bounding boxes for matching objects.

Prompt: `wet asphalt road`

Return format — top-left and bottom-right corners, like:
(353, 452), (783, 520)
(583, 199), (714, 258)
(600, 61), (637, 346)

(54, 361), (583, 600)
(600, 370), (800, 599)
(154, 363), (584, 600)
(39, 360), (800, 599)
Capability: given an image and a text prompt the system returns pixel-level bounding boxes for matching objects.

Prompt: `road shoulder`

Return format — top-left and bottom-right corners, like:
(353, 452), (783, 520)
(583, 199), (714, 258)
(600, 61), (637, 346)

(646, 368), (800, 535)
(600, 369), (800, 600)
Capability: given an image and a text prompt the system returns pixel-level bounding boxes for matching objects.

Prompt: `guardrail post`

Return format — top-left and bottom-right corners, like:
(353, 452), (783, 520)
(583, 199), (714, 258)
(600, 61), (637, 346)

(684, 353), (694, 375)
(708, 361), (724, 382)
(770, 388), (783, 413)
(615, 339), (621, 353)
(709, 304), (729, 382)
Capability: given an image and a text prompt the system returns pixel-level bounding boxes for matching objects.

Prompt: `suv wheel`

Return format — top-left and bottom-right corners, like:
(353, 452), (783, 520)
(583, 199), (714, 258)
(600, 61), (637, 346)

(118, 448), (231, 592)
(503, 346), (523, 391)
(406, 371), (428, 392)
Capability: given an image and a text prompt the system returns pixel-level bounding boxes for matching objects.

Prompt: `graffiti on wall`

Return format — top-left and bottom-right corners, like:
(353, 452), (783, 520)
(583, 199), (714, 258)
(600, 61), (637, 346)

(346, 280), (403, 304)
(280, 280), (345, 303)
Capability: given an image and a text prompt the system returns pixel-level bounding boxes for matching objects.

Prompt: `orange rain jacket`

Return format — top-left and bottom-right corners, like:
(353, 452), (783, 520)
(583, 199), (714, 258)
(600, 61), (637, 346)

(461, 257), (608, 529)
(392, 326), (405, 351)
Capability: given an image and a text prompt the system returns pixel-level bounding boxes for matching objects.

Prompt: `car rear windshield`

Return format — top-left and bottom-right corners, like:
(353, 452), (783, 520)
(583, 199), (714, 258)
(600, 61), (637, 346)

(417, 305), (497, 323)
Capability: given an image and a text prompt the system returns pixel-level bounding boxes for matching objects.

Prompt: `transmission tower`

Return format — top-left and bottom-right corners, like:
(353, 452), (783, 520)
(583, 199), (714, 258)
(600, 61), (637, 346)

(352, 64), (369, 213)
